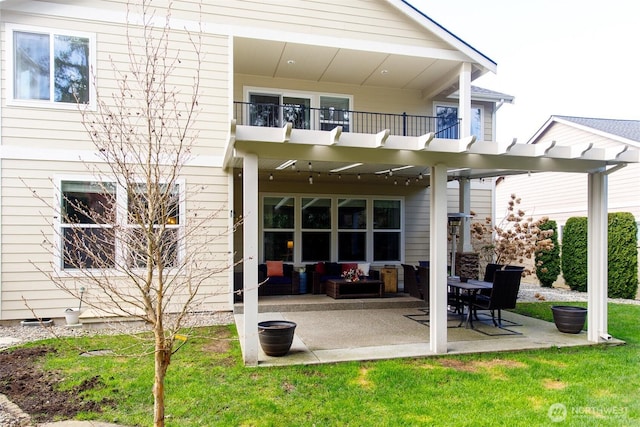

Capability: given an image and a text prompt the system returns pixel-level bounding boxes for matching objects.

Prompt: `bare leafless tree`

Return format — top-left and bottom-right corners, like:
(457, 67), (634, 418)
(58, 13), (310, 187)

(27, 2), (237, 426)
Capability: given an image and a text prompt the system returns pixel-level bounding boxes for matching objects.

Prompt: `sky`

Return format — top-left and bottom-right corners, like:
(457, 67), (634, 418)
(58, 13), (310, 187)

(412, 0), (640, 142)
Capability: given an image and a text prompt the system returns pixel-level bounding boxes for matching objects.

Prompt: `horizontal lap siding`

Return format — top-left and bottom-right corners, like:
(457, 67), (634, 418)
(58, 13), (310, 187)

(1, 7), (233, 319)
(28, 0), (449, 50)
(1, 11), (230, 154)
(1, 159), (232, 320)
(236, 75), (430, 117)
(403, 183), (493, 266)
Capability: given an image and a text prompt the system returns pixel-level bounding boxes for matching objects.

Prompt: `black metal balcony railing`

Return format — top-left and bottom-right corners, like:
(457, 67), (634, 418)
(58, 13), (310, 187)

(233, 102), (460, 139)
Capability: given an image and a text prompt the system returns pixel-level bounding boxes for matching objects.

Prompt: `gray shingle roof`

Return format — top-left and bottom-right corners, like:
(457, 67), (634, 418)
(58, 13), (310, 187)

(471, 86), (514, 101)
(555, 115), (640, 143)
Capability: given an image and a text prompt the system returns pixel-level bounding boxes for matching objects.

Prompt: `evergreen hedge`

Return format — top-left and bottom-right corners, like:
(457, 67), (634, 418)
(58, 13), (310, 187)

(608, 212), (638, 299)
(535, 219), (561, 287)
(562, 217), (588, 292)
(561, 213), (638, 298)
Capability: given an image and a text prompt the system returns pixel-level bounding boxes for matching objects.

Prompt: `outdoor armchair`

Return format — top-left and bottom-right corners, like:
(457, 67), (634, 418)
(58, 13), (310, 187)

(471, 269), (522, 327)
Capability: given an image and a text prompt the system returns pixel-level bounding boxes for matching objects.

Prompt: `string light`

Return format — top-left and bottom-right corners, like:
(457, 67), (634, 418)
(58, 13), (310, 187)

(269, 173), (273, 181)
(308, 162), (312, 171)
(357, 174), (361, 180)
(308, 175), (313, 184)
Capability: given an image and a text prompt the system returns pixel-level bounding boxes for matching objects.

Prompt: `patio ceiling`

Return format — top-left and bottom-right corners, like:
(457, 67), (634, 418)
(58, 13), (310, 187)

(227, 124), (640, 181)
(234, 37), (484, 96)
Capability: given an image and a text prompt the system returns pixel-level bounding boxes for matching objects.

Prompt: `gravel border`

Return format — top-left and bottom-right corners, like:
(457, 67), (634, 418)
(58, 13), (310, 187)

(0, 311), (234, 351)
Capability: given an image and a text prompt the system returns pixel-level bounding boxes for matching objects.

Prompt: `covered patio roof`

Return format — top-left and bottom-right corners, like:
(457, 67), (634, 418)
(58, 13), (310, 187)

(227, 123), (640, 365)
(226, 123), (639, 181)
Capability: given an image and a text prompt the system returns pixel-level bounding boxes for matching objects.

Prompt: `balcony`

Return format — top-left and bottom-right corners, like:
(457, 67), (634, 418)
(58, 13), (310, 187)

(233, 102), (460, 139)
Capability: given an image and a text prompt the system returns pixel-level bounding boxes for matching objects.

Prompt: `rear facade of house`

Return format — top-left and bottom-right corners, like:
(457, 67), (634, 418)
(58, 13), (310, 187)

(0, 0), (507, 321)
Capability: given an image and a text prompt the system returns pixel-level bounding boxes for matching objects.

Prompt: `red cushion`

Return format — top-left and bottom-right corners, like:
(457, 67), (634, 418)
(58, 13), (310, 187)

(266, 260), (284, 277)
(315, 262), (326, 274)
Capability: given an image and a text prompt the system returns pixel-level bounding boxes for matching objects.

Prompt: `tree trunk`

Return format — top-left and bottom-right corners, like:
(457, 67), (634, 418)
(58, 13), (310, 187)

(153, 332), (171, 427)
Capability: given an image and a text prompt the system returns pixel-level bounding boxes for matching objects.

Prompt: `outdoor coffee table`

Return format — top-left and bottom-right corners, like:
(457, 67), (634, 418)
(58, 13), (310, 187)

(326, 279), (384, 299)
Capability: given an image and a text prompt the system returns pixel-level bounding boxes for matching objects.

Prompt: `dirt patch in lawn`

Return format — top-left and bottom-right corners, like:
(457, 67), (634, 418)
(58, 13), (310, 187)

(439, 358), (527, 374)
(0, 346), (115, 423)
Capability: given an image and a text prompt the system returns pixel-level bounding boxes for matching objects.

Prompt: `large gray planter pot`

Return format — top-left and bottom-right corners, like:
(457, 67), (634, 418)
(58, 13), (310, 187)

(551, 305), (587, 334)
(258, 320), (296, 356)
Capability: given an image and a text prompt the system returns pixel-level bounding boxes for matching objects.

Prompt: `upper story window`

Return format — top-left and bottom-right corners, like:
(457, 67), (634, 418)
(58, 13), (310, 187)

(7, 24), (95, 108)
(435, 104), (484, 141)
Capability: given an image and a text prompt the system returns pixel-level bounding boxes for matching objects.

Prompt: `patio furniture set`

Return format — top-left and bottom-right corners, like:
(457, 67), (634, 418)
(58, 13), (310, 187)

(255, 260), (523, 331)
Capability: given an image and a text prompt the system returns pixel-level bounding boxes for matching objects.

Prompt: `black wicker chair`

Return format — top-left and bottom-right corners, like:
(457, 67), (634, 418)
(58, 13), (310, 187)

(471, 269), (522, 327)
(401, 264), (422, 299)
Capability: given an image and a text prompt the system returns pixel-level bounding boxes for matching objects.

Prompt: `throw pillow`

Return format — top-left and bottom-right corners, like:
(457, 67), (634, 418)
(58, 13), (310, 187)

(357, 263), (370, 276)
(266, 260), (284, 277)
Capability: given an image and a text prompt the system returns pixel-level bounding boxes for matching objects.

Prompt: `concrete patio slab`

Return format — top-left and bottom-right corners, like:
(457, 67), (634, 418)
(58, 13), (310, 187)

(234, 305), (623, 366)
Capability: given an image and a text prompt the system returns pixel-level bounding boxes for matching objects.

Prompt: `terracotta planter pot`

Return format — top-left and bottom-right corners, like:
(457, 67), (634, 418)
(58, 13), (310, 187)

(258, 320), (297, 356)
(551, 305), (587, 334)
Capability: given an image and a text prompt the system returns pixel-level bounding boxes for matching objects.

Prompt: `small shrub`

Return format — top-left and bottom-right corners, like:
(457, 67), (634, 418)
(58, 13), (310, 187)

(471, 194), (553, 276)
(562, 217), (588, 291)
(535, 219), (561, 287)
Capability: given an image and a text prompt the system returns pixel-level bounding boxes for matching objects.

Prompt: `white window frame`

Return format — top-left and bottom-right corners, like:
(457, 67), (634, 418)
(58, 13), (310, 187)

(6, 23), (97, 110)
(259, 193), (404, 264)
(433, 102), (485, 141)
(54, 175), (185, 274)
(244, 86), (352, 131)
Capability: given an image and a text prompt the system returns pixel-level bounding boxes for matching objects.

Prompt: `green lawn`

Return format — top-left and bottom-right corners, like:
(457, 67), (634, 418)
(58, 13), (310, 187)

(20, 302), (640, 426)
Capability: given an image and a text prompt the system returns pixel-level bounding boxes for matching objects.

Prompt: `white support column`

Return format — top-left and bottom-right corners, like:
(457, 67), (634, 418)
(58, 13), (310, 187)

(587, 171), (608, 343)
(459, 63), (472, 139)
(458, 178), (473, 252)
(242, 153), (260, 365)
(429, 164), (449, 354)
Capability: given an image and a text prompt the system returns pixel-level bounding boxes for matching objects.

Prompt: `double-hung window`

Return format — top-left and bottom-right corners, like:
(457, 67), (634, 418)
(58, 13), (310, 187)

(263, 196), (295, 261)
(373, 200), (401, 262)
(58, 179), (183, 271)
(337, 198), (367, 261)
(8, 24), (95, 107)
(301, 197), (331, 262)
(60, 181), (116, 269)
(126, 183), (181, 268)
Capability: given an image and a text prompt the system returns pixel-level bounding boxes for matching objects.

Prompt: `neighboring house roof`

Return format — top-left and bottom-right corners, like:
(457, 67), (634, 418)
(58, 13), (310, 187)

(530, 115), (640, 147)
(448, 86), (515, 104)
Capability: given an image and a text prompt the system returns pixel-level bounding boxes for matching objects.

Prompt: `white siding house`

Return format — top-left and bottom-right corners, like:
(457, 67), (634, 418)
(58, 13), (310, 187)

(1, 2), (636, 364)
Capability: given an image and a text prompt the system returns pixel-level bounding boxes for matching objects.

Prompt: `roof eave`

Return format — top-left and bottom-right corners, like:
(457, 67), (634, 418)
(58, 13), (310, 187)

(393, 0), (498, 74)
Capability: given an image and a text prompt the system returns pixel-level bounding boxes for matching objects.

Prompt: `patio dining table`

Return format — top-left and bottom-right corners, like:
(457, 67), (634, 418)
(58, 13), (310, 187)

(447, 277), (493, 329)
